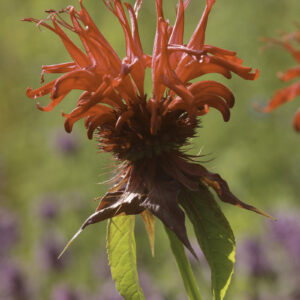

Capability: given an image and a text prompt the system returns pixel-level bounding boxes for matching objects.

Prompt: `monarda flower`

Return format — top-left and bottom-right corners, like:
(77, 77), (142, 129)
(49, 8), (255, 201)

(261, 29), (300, 132)
(24, 0), (267, 257)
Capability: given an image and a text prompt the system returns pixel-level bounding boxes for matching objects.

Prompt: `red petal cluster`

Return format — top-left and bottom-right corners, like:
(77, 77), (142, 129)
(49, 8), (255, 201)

(261, 29), (300, 132)
(25, 0), (258, 137)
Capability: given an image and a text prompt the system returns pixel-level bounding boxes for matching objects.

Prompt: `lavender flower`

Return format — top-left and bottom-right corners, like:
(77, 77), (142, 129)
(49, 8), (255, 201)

(139, 271), (165, 300)
(36, 196), (59, 220)
(51, 285), (85, 300)
(0, 158), (5, 191)
(0, 261), (30, 300)
(92, 282), (122, 300)
(269, 212), (300, 259)
(0, 209), (19, 255)
(52, 130), (79, 155)
(37, 233), (68, 271)
(92, 255), (111, 280)
(239, 237), (273, 277)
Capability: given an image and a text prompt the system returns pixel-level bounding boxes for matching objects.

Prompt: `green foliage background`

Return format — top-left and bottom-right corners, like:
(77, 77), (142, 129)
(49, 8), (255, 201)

(0, 0), (299, 299)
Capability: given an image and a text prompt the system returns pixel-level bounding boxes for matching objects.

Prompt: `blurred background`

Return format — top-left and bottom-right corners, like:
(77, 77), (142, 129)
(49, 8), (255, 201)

(0, 0), (300, 299)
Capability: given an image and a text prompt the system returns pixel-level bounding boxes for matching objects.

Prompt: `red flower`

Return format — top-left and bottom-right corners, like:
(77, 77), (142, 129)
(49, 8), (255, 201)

(261, 29), (300, 132)
(24, 0), (267, 254)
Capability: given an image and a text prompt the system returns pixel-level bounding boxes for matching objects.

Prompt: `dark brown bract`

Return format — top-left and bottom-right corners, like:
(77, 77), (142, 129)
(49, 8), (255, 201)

(25, 0), (268, 254)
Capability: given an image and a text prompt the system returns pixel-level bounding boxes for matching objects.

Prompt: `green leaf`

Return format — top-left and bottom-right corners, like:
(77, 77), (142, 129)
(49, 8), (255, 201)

(165, 226), (203, 300)
(106, 215), (145, 300)
(180, 185), (236, 300)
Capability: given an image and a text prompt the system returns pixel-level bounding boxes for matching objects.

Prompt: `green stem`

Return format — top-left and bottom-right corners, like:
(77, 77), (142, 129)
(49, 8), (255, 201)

(165, 226), (203, 300)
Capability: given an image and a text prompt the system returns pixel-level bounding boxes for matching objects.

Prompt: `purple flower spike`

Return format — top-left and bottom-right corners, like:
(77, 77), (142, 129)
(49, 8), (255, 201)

(0, 158), (5, 190)
(38, 234), (68, 271)
(0, 261), (30, 300)
(240, 237), (273, 277)
(37, 196), (59, 220)
(0, 209), (19, 255)
(92, 282), (122, 300)
(52, 130), (79, 155)
(269, 212), (300, 259)
(51, 285), (85, 300)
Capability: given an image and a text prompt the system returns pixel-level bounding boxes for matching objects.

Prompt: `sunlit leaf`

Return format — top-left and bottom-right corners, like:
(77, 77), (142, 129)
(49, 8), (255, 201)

(180, 184), (236, 300)
(107, 215), (145, 300)
(165, 226), (202, 300)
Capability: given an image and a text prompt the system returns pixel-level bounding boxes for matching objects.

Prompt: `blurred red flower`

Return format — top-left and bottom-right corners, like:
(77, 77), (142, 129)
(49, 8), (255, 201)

(24, 0), (267, 253)
(261, 28), (300, 132)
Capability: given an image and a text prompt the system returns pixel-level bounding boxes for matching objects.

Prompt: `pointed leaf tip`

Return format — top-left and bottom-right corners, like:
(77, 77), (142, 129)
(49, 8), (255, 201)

(57, 228), (83, 260)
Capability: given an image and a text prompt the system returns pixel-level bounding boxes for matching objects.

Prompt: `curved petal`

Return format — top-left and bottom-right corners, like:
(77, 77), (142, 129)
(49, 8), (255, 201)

(26, 80), (56, 99)
(168, 94), (230, 121)
(293, 108), (300, 132)
(188, 80), (235, 107)
(176, 58), (232, 83)
(64, 104), (115, 136)
(51, 16), (90, 67)
(209, 56), (259, 80)
(262, 81), (300, 112)
(36, 94), (67, 112)
(51, 69), (98, 99)
(187, 0), (215, 50)
(41, 62), (77, 83)
(278, 65), (300, 82)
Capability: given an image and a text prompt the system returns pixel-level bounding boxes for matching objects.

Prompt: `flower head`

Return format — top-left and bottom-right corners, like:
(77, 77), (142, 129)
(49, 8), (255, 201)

(261, 28), (300, 132)
(24, 0), (267, 254)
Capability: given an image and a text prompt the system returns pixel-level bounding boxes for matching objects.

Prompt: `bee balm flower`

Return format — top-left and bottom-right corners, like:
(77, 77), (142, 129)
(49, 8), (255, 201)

(261, 29), (300, 132)
(24, 0), (267, 254)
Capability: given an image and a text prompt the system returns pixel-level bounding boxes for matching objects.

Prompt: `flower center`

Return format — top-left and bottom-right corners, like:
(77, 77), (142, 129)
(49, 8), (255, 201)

(97, 100), (198, 161)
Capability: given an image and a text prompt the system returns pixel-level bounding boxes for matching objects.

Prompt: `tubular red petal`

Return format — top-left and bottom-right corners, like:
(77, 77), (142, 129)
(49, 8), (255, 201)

(78, 1), (121, 67)
(51, 70), (98, 99)
(134, 0), (143, 16)
(188, 80), (235, 107)
(194, 95), (230, 121)
(209, 56), (259, 80)
(278, 65), (300, 82)
(51, 17), (90, 67)
(64, 104), (115, 134)
(79, 3), (139, 101)
(203, 45), (237, 57)
(22, 17), (57, 33)
(263, 81), (300, 112)
(115, 110), (134, 130)
(41, 62), (77, 82)
(36, 94), (67, 112)
(187, 0), (215, 50)
(168, 0), (185, 69)
(26, 80), (55, 99)
(168, 94), (230, 121)
(293, 109), (300, 132)
(177, 59), (232, 83)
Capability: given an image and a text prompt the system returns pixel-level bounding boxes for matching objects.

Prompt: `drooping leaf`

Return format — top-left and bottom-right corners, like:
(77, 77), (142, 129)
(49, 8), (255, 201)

(179, 184), (236, 300)
(165, 226), (202, 300)
(141, 210), (155, 256)
(106, 215), (145, 300)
